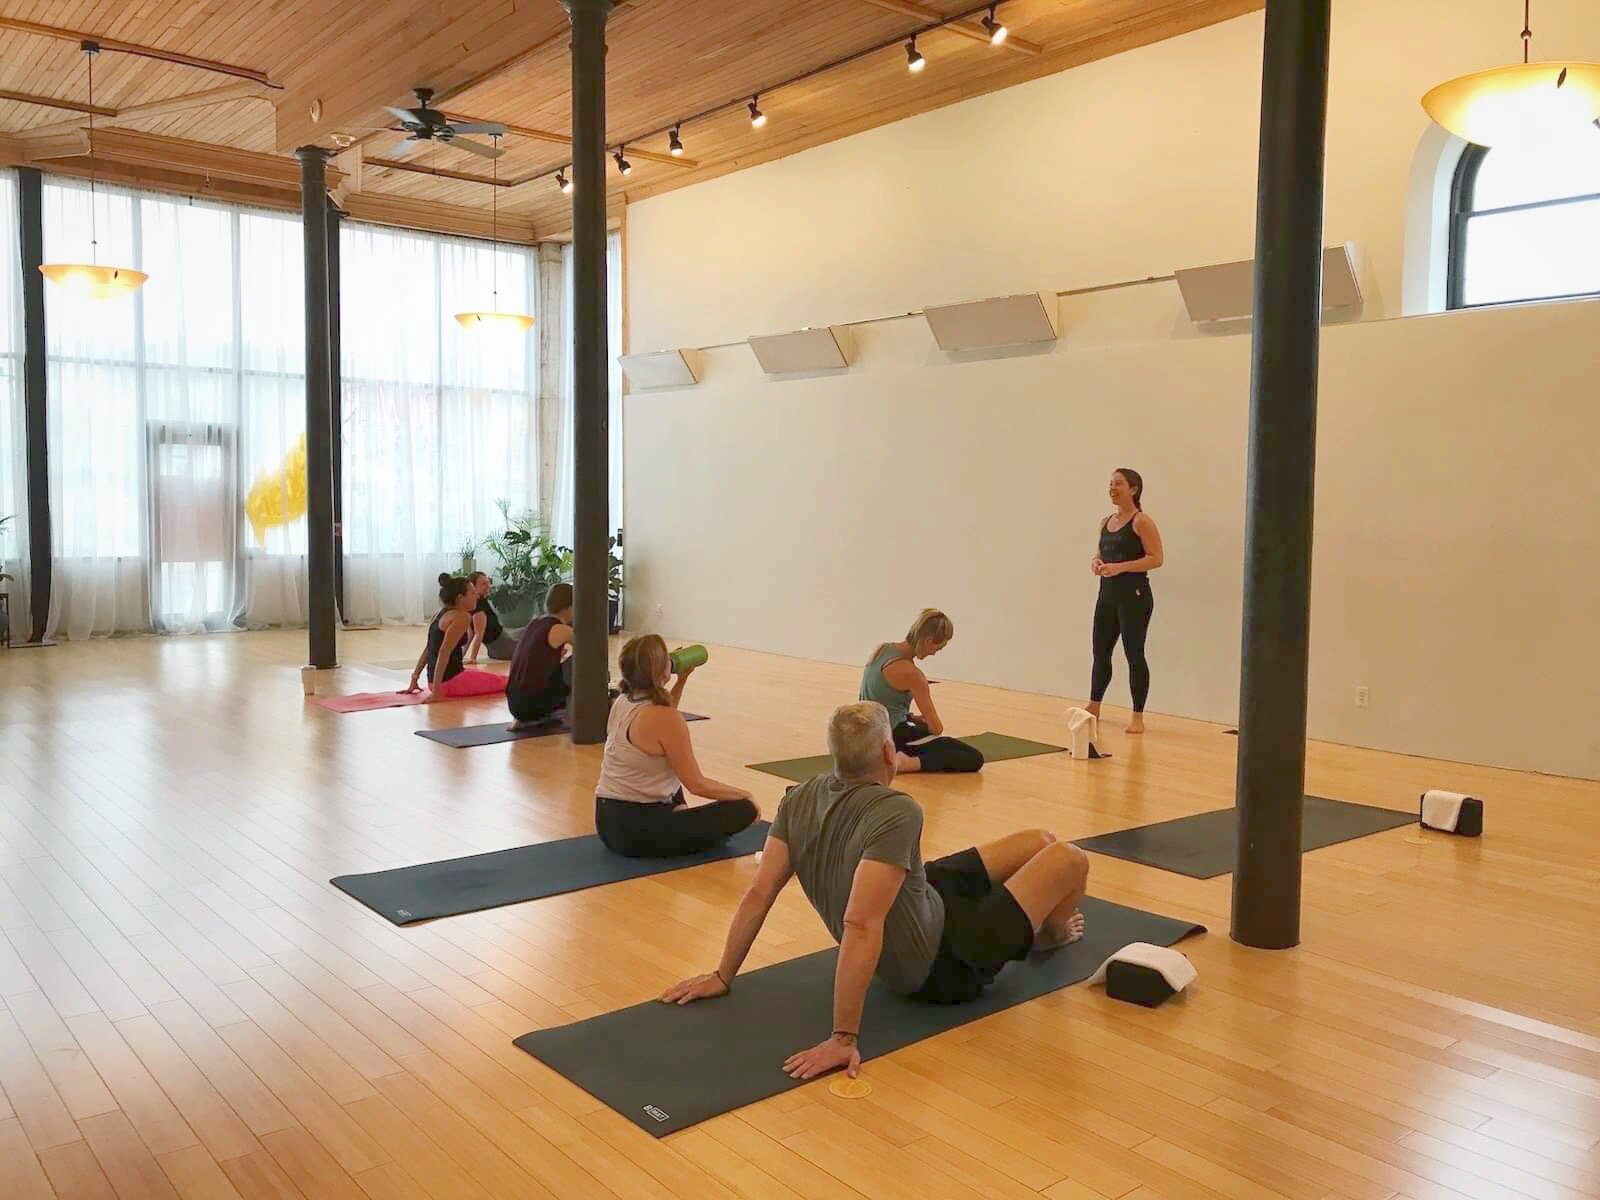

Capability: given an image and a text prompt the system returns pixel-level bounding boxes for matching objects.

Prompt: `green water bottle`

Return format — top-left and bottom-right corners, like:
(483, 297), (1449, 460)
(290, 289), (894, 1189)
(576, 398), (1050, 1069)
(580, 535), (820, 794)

(669, 644), (708, 674)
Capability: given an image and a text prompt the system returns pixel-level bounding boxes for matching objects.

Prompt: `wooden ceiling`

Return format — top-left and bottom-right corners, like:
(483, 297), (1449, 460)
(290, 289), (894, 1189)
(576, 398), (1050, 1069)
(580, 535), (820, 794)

(0, 0), (1262, 243)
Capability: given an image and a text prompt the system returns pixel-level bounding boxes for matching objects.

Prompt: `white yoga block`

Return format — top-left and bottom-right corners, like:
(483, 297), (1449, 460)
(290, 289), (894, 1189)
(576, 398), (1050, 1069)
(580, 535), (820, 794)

(1091, 942), (1197, 1007)
(1176, 242), (1364, 323)
(747, 326), (851, 375)
(619, 349), (701, 390)
(922, 291), (1059, 352)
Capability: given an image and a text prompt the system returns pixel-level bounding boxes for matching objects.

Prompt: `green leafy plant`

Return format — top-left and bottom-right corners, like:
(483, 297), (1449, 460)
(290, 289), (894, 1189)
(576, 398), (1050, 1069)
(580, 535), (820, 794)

(458, 535), (478, 575)
(481, 501), (567, 626)
(556, 536), (624, 599)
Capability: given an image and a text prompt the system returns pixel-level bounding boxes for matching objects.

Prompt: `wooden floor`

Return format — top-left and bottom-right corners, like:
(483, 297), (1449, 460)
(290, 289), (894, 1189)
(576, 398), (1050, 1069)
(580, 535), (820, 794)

(2, 629), (1598, 1200)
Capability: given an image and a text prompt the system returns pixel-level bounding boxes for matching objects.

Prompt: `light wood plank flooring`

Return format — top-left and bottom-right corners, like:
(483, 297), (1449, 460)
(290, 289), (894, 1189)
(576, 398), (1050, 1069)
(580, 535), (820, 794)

(1, 629), (1597, 1200)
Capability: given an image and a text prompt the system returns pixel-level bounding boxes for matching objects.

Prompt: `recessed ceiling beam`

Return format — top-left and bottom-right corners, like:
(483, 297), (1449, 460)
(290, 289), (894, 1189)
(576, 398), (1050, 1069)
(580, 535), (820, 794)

(0, 88), (116, 117)
(0, 16), (280, 86)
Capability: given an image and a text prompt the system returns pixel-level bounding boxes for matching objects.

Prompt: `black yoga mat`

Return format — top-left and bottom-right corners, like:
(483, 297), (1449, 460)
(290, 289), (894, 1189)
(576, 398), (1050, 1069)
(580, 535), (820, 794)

(749, 731), (1064, 783)
(331, 820), (769, 924)
(514, 895), (1203, 1136)
(1076, 796), (1415, 879)
(417, 711), (706, 748)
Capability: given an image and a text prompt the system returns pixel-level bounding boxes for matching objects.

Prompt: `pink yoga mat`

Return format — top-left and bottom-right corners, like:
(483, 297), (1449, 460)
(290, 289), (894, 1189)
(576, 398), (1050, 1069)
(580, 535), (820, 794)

(312, 691), (433, 713)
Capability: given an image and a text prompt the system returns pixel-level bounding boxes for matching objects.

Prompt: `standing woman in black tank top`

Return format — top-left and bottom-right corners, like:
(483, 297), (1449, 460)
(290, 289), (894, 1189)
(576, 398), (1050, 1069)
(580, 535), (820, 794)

(1088, 468), (1164, 733)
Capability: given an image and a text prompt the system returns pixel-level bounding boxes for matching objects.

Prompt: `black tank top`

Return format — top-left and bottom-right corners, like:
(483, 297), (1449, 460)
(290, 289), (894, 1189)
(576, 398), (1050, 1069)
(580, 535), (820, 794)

(425, 611), (465, 684)
(509, 615), (562, 694)
(478, 597), (504, 643)
(1099, 515), (1148, 587)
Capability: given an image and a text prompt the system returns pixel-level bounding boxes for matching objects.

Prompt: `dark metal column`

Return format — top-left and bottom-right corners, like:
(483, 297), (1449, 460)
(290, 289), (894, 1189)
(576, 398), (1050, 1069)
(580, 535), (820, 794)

(17, 168), (51, 644)
(1231, 0), (1334, 950)
(297, 147), (338, 669)
(562, 0), (614, 744)
(327, 207), (345, 621)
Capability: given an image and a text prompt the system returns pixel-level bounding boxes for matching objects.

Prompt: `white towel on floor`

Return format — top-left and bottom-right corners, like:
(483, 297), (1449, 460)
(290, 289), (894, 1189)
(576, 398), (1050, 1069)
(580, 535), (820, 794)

(1065, 707), (1102, 759)
(1421, 789), (1471, 831)
(1090, 942), (1197, 991)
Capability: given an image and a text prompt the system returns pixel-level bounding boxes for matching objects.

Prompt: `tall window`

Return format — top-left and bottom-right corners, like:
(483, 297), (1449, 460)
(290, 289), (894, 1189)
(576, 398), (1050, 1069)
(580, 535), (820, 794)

(0, 170), (24, 642)
(338, 221), (539, 623)
(43, 180), (306, 639)
(1448, 125), (1600, 308)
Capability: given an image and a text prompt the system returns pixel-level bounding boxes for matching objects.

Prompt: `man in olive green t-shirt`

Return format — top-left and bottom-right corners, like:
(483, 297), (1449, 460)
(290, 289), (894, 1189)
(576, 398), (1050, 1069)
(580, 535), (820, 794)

(660, 701), (1090, 1081)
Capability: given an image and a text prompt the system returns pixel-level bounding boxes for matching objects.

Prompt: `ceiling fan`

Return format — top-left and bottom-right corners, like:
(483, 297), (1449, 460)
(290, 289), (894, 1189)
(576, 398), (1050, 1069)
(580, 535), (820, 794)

(384, 88), (506, 159)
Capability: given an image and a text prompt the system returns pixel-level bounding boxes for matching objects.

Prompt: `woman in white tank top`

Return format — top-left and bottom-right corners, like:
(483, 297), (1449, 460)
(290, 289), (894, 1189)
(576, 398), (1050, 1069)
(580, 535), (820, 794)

(595, 635), (759, 858)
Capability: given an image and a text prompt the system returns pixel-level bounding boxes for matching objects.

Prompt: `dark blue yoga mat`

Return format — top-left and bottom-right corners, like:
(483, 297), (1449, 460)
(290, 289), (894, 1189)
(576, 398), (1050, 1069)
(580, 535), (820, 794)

(514, 895), (1204, 1136)
(331, 820), (770, 925)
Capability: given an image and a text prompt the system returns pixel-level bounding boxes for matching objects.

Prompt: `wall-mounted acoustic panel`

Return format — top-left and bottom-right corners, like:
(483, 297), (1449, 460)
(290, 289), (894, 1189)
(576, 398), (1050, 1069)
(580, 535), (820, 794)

(747, 326), (850, 375)
(922, 292), (1060, 352)
(1176, 243), (1364, 323)
(619, 349), (701, 390)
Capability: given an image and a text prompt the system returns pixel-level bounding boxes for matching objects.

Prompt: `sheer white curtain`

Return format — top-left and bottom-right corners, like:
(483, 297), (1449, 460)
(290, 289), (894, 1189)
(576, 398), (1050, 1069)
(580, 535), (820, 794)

(552, 229), (623, 548)
(339, 221), (538, 624)
(0, 170), (25, 643)
(42, 180), (307, 640)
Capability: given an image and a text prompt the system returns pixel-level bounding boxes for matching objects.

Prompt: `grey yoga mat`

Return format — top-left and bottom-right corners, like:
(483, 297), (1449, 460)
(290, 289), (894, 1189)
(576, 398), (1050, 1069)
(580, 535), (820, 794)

(749, 731), (1065, 783)
(514, 895), (1204, 1136)
(417, 711), (706, 748)
(1075, 796), (1416, 879)
(330, 820), (769, 924)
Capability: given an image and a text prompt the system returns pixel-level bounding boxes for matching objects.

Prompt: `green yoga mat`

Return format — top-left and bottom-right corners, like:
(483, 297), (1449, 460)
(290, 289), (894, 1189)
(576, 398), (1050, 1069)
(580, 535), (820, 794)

(748, 731), (1066, 783)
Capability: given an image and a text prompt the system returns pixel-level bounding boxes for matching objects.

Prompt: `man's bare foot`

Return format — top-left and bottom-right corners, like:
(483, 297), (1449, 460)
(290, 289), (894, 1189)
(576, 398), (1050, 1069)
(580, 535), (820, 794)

(894, 752), (923, 773)
(1127, 715), (1146, 734)
(1032, 911), (1086, 953)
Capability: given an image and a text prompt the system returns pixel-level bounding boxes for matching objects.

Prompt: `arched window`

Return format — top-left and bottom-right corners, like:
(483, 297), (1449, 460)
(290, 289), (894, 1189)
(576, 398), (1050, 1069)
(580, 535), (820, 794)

(1448, 126), (1600, 308)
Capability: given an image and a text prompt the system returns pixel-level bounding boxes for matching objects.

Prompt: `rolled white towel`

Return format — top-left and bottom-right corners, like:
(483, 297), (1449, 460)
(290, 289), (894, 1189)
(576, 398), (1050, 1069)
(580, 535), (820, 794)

(1090, 942), (1198, 990)
(1064, 707), (1108, 759)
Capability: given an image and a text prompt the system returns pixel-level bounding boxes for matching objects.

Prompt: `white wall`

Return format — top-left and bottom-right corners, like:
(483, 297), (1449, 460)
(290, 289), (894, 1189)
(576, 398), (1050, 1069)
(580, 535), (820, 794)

(622, 0), (1600, 780)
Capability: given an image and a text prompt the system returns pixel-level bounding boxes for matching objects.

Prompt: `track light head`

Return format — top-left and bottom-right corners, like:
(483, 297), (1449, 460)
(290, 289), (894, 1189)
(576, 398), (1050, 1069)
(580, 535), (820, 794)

(669, 125), (684, 156)
(748, 96), (767, 128)
(556, 168), (572, 194)
(983, 5), (1007, 45)
(906, 38), (925, 73)
(613, 147), (632, 176)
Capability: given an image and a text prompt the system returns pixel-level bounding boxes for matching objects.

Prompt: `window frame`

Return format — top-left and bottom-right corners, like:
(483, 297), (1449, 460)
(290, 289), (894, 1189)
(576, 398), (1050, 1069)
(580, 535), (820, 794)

(1447, 138), (1600, 311)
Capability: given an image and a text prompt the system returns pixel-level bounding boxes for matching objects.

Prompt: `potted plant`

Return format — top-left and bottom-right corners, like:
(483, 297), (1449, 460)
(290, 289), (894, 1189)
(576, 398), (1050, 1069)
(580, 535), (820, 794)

(458, 535), (478, 577)
(481, 501), (565, 629)
(556, 533), (625, 633)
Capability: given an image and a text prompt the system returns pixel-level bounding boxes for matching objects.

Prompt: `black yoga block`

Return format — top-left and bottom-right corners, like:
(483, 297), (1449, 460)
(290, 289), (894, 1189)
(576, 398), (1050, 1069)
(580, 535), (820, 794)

(1105, 959), (1179, 1007)
(1421, 794), (1483, 837)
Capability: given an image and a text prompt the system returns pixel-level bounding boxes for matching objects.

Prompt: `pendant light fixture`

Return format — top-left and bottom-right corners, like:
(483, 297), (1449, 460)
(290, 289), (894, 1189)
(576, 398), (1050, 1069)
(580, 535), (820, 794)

(454, 134), (534, 333)
(39, 41), (149, 299)
(1422, 1), (1600, 147)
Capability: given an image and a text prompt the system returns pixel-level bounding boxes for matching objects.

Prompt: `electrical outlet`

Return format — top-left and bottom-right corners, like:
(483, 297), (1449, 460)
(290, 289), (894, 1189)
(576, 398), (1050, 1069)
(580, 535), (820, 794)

(1355, 686), (1370, 708)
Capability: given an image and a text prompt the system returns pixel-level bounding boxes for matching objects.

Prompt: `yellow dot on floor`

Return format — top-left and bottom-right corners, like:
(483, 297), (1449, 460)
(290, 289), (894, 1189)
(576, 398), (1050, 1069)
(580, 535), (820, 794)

(828, 1076), (872, 1099)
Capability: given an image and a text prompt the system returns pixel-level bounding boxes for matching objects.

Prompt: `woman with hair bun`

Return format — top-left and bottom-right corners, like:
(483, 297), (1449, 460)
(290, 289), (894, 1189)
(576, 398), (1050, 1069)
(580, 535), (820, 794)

(401, 574), (510, 700)
(859, 609), (983, 773)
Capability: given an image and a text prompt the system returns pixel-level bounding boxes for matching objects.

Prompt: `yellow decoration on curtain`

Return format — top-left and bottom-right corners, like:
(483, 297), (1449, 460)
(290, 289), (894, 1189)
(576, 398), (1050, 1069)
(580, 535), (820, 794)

(245, 435), (309, 545)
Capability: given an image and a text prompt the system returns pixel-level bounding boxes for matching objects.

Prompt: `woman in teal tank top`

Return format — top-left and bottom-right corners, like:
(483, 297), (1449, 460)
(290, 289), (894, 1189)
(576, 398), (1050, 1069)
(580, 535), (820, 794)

(858, 609), (983, 774)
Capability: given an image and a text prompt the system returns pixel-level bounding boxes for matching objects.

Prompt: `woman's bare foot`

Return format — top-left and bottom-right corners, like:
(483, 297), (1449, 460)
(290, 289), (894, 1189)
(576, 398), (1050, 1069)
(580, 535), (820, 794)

(1127, 715), (1146, 734)
(894, 751), (923, 773)
(1032, 911), (1086, 953)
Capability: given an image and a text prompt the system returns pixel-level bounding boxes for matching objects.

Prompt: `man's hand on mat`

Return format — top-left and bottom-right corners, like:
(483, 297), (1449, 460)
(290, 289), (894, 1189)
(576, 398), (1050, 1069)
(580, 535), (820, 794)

(783, 1036), (860, 1080)
(658, 972), (729, 1005)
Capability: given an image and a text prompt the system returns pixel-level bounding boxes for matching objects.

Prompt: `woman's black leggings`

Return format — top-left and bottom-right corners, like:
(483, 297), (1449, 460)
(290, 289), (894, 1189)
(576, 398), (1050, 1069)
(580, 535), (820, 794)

(595, 792), (760, 858)
(1090, 579), (1154, 712)
(894, 720), (984, 774)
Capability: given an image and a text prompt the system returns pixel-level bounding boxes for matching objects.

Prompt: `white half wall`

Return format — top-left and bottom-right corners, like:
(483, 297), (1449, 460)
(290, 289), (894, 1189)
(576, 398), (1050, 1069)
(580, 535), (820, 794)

(621, 0), (1600, 779)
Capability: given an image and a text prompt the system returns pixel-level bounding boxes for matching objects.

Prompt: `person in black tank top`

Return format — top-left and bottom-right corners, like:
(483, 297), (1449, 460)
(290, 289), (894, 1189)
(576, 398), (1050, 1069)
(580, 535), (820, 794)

(1088, 468), (1165, 733)
(402, 575), (510, 701)
(464, 572), (517, 663)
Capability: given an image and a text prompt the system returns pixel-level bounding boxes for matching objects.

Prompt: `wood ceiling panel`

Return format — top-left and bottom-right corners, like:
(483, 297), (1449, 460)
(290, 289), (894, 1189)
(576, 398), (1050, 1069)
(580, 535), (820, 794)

(0, 0), (1262, 244)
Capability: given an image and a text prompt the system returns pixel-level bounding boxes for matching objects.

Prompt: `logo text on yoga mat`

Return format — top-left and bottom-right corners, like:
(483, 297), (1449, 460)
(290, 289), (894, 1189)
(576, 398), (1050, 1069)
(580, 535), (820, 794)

(643, 1105), (669, 1123)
